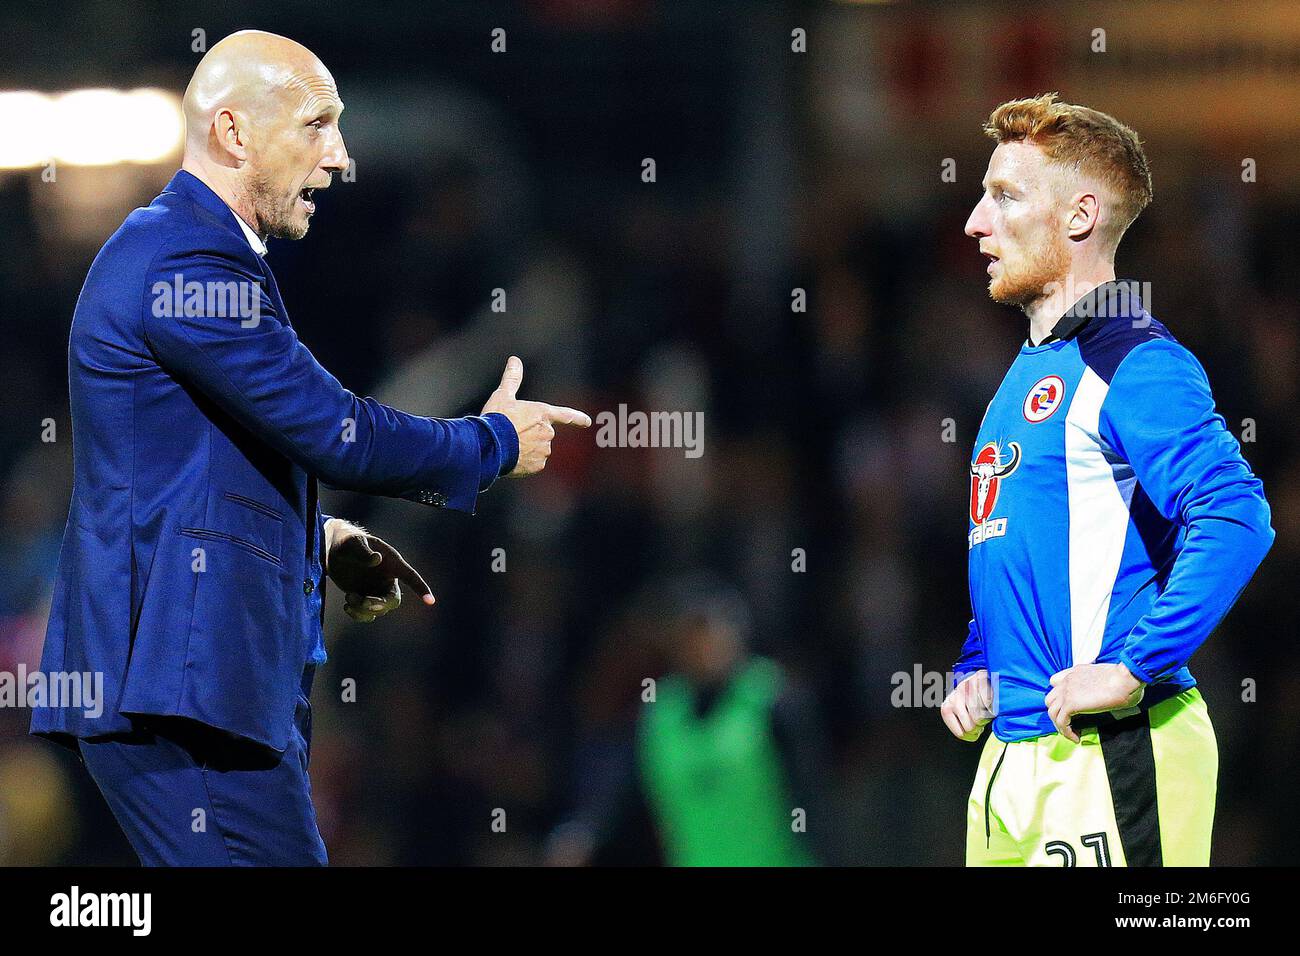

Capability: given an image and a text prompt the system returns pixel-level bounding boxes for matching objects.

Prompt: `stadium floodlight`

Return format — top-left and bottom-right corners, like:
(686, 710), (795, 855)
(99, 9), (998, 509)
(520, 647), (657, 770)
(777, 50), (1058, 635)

(0, 88), (183, 169)
(0, 92), (52, 168)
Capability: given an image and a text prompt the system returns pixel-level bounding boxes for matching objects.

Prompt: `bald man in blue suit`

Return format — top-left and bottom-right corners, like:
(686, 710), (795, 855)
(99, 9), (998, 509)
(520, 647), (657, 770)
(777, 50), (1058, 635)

(30, 30), (590, 865)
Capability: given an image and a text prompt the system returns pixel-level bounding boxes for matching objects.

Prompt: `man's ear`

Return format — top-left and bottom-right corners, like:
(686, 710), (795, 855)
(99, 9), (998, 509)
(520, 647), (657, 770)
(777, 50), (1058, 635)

(1066, 190), (1100, 241)
(212, 107), (249, 164)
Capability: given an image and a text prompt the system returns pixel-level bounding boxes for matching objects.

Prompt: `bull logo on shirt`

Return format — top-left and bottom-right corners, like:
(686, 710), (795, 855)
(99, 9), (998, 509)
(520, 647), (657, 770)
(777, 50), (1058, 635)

(969, 441), (1021, 525)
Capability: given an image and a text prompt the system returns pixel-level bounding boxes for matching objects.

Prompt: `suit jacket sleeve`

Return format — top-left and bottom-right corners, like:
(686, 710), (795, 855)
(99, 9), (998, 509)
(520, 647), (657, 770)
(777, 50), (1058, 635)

(142, 241), (518, 512)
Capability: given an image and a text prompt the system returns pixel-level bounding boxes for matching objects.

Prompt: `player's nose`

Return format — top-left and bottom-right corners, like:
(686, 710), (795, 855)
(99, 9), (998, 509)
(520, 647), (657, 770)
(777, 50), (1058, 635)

(964, 196), (991, 239)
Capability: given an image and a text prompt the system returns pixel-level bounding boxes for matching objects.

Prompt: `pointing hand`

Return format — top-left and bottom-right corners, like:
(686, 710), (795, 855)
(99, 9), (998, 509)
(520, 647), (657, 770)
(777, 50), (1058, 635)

(481, 356), (591, 477)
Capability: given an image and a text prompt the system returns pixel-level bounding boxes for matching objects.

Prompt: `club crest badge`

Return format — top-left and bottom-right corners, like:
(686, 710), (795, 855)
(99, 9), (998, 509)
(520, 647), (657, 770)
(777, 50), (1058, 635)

(1022, 375), (1065, 423)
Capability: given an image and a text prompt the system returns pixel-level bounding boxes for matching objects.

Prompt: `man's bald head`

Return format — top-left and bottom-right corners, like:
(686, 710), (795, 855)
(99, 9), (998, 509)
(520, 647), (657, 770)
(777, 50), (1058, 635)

(181, 30), (348, 241)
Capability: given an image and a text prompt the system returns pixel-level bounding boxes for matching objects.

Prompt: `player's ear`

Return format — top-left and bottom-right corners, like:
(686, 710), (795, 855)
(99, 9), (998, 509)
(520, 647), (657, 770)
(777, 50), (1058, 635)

(1066, 190), (1100, 241)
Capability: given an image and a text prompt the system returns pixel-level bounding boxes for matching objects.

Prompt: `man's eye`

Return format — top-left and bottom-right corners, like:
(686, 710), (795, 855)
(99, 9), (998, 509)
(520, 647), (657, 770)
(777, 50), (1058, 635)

(309, 120), (324, 130)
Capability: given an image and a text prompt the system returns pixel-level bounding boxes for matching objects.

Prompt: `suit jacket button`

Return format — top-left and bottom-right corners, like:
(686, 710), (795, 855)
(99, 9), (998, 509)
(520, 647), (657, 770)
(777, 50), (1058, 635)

(303, 579), (315, 595)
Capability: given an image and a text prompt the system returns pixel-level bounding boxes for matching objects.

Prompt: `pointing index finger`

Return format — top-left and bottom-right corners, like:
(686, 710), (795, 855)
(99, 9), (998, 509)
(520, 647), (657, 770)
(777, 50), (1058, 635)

(545, 404), (592, 428)
(375, 539), (435, 606)
(395, 560), (435, 605)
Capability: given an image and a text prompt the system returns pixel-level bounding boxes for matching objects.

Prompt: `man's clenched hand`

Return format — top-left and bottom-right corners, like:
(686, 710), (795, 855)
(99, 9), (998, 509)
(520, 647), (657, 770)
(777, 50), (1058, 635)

(324, 519), (434, 623)
(1046, 663), (1145, 743)
(481, 356), (591, 477)
(941, 669), (996, 742)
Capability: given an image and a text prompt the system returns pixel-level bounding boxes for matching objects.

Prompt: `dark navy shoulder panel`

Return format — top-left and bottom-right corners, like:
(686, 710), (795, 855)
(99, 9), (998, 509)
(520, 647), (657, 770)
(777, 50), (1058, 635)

(1076, 309), (1177, 385)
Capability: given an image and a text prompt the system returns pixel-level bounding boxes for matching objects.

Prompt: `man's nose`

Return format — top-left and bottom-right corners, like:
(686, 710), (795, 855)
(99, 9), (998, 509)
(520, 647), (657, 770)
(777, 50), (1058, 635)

(322, 128), (349, 173)
(965, 197), (991, 239)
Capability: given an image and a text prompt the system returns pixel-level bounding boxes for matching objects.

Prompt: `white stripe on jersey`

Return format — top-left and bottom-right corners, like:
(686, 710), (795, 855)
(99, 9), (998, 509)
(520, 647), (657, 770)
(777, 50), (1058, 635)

(1065, 367), (1136, 665)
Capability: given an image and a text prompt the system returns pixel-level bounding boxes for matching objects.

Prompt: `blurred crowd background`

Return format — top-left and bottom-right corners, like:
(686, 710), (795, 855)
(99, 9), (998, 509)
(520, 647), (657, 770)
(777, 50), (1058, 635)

(0, 0), (1296, 865)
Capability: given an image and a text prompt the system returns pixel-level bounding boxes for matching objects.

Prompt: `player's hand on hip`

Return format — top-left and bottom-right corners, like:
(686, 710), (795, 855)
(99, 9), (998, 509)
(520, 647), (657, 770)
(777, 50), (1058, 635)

(480, 356), (591, 477)
(325, 520), (435, 622)
(941, 669), (995, 742)
(1045, 662), (1145, 743)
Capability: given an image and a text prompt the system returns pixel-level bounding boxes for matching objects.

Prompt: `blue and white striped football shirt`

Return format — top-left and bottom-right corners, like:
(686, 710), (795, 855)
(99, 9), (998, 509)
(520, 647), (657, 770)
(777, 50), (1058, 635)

(955, 280), (1274, 742)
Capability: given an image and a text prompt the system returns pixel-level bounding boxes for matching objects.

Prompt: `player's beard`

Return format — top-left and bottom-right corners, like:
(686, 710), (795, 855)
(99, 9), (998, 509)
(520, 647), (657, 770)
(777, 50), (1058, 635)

(988, 231), (1071, 310)
(247, 171), (309, 241)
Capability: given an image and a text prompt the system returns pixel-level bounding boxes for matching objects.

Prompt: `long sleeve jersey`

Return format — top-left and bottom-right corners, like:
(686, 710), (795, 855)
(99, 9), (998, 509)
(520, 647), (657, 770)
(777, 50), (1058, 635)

(955, 280), (1274, 741)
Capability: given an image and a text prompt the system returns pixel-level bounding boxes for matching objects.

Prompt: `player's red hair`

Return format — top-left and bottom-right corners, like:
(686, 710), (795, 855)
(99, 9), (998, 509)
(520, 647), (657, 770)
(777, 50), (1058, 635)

(984, 92), (1153, 246)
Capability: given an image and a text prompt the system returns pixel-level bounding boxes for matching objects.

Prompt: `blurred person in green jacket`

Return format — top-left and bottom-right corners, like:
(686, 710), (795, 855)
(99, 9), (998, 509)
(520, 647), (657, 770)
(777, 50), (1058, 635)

(547, 574), (832, 866)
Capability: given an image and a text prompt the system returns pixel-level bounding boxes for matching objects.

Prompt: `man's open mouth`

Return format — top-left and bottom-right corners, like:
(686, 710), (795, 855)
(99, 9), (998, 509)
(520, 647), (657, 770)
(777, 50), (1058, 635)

(299, 187), (316, 212)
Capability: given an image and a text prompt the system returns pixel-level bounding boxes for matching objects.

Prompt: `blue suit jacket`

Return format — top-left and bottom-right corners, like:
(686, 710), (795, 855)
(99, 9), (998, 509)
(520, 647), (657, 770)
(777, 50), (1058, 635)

(31, 170), (517, 751)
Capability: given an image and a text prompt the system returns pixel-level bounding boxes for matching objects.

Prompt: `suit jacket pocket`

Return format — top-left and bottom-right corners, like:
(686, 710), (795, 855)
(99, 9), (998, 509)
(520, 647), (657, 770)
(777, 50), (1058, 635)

(180, 490), (285, 567)
(178, 527), (282, 566)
